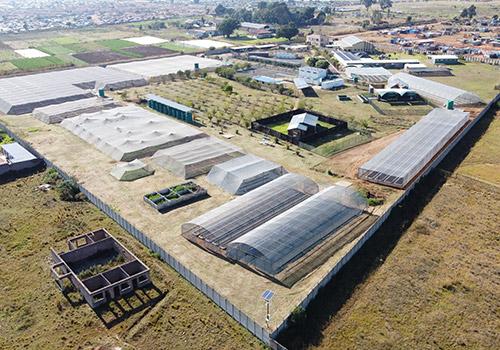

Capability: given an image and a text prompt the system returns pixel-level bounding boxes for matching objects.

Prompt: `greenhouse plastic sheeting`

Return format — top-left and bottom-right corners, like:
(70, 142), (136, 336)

(32, 97), (120, 124)
(61, 105), (207, 161)
(226, 186), (367, 276)
(110, 159), (154, 181)
(358, 108), (469, 188)
(387, 73), (482, 106)
(206, 154), (286, 195)
(0, 66), (146, 114)
(181, 173), (319, 255)
(152, 137), (243, 179)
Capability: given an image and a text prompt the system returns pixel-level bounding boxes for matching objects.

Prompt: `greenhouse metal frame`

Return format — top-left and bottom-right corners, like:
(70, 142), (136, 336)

(151, 137), (243, 179)
(226, 186), (367, 277)
(358, 108), (469, 188)
(387, 73), (482, 106)
(206, 154), (286, 195)
(182, 173), (319, 256)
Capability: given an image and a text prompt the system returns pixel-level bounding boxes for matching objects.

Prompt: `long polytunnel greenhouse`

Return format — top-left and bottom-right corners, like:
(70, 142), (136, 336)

(181, 173), (319, 257)
(358, 108), (469, 188)
(387, 73), (482, 107)
(206, 154), (286, 195)
(226, 186), (368, 279)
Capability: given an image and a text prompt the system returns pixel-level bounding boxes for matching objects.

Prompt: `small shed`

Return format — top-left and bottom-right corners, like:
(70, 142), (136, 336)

(110, 159), (154, 181)
(287, 112), (318, 138)
(429, 54), (459, 65)
(0, 142), (42, 176)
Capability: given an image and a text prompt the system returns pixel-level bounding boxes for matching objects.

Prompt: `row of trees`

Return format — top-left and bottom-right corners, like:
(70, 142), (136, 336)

(215, 2), (324, 26)
(361, 0), (393, 15)
(218, 18), (298, 39)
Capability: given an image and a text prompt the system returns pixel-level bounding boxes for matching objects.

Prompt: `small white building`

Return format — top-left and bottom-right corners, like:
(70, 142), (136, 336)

(298, 66), (328, 85)
(288, 112), (318, 132)
(321, 78), (344, 90)
(429, 54), (459, 65)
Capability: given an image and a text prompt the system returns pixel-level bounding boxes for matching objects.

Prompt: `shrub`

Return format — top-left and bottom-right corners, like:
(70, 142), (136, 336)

(57, 178), (82, 201)
(289, 306), (307, 325)
(43, 167), (60, 185)
(367, 197), (384, 206)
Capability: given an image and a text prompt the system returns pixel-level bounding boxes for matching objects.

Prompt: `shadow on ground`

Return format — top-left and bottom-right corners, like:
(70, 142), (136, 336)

(277, 98), (499, 350)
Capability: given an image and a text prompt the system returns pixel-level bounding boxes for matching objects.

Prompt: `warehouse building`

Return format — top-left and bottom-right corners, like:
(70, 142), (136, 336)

(332, 50), (420, 68)
(331, 35), (375, 53)
(387, 73), (482, 106)
(152, 137), (243, 179)
(298, 66), (328, 85)
(358, 108), (469, 188)
(403, 63), (452, 76)
(50, 229), (151, 308)
(182, 173), (319, 257)
(61, 106), (207, 161)
(147, 94), (193, 124)
(0, 67), (146, 115)
(374, 88), (421, 102)
(32, 97), (120, 124)
(345, 66), (393, 84)
(207, 154), (286, 195)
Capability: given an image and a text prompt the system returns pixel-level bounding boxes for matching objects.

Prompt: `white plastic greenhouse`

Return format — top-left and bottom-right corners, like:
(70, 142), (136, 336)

(227, 186), (367, 277)
(61, 105), (207, 161)
(206, 154), (286, 195)
(110, 159), (154, 181)
(33, 97), (120, 124)
(151, 137), (243, 179)
(358, 108), (469, 188)
(387, 73), (482, 106)
(181, 173), (319, 256)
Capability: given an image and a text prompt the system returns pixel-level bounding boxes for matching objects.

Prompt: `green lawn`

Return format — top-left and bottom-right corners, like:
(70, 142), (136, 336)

(0, 50), (19, 62)
(50, 36), (81, 45)
(61, 41), (106, 53)
(157, 42), (200, 53)
(222, 35), (289, 46)
(270, 121), (289, 134)
(37, 44), (75, 55)
(96, 39), (136, 50)
(11, 56), (67, 70)
(0, 62), (17, 73)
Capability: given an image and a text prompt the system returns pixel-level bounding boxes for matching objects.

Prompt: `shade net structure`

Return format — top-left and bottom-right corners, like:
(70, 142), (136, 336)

(151, 137), (244, 179)
(32, 97), (120, 124)
(108, 55), (226, 79)
(61, 106), (207, 161)
(110, 159), (154, 181)
(206, 154), (287, 195)
(181, 173), (319, 257)
(226, 186), (367, 281)
(387, 73), (482, 106)
(358, 108), (469, 188)
(0, 67), (146, 114)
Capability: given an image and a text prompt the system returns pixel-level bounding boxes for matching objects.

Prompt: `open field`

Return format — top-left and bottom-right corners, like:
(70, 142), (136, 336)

(278, 101), (500, 350)
(10, 56), (68, 70)
(391, 0), (500, 20)
(0, 171), (262, 350)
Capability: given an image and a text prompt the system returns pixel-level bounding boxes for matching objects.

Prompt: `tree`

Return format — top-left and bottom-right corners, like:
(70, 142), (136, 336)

(371, 10), (383, 24)
(214, 4), (227, 16)
(276, 23), (299, 40)
(315, 59), (330, 69)
(467, 5), (477, 19)
(379, 0), (393, 15)
(217, 18), (240, 38)
(406, 16), (412, 24)
(362, 0), (374, 12)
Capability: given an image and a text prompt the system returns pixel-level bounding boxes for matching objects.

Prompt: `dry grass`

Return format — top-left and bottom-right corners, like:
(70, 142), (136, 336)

(0, 171), (263, 350)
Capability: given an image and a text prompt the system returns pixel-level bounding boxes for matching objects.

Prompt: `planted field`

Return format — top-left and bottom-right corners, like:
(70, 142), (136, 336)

(122, 45), (177, 57)
(10, 56), (67, 70)
(0, 50), (19, 62)
(157, 41), (200, 53)
(0, 171), (262, 350)
(128, 76), (296, 125)
(37, 44), (75, 55)
(96, 39), (136, 50)
(0, 62), (17, 73)
(72, 50), (131, 64)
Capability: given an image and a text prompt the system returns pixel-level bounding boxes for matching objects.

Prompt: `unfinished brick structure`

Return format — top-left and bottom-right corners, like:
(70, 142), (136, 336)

(50, 229), (150, 308)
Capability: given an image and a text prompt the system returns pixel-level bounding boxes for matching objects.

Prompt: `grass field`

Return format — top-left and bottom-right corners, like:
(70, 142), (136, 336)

(157, 41), (200, 53)
(96, 39), (136, 50)
(10, 56), (67, 70)
(222, 35), (289, 46)
(0, 62), (17, 73)
(37, 44), (75, 55)
(270, 121), (289, 134)
(0, 50), (20, 62)
(0, 171), (263, 350)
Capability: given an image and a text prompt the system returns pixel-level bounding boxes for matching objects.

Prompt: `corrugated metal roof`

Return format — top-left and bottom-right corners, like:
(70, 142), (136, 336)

(288, 112), (318, 131)
(146, 94), (192, 113)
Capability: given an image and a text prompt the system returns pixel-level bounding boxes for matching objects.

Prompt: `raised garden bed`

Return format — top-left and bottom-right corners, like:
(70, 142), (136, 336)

(144, 182), (208, 212)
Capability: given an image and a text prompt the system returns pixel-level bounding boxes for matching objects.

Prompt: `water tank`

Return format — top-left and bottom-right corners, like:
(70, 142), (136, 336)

(98, 88), (105, 98)
(446, 100), (454, 110)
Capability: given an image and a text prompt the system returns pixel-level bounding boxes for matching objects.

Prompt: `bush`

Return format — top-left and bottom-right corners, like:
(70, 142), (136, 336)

(57, 178), (82, 201)
(368, 197), (384, 206)
(289, 306), (307, 325)
(43, 167), (60, 185)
